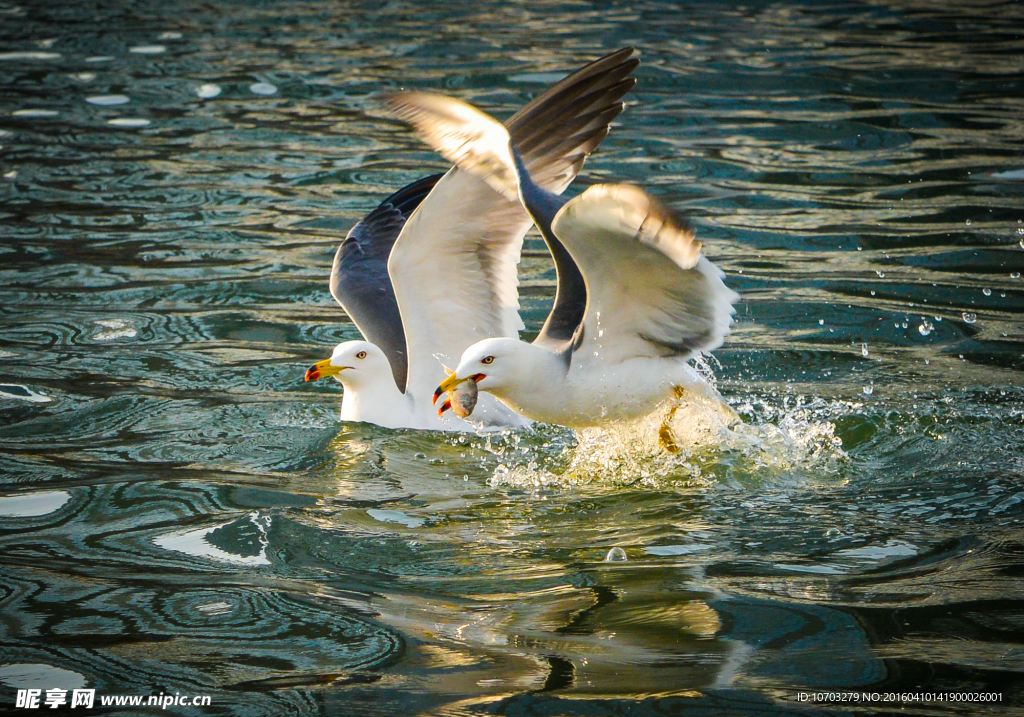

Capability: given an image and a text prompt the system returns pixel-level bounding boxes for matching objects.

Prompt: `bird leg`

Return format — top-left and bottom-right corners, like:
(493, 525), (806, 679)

(658, 385), (688, 453)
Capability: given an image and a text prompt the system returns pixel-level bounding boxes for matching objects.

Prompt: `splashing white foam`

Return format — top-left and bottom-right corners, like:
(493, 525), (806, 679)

(489, 390), (849, 490)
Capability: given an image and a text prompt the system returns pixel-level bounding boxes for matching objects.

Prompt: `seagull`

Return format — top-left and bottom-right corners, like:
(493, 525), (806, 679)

(382, 91), (739, 431)
(304, 48), (639, 430)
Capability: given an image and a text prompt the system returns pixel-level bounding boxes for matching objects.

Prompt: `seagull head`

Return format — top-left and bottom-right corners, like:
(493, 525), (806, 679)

(305, 341), (392, 388)
(433, 338), (519, 414)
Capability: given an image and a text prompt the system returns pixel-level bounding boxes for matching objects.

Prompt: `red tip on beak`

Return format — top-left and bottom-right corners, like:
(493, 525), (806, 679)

(432, 387), (442, 405)
(437, 399), (452, 417)
(305, 366), (320, 382)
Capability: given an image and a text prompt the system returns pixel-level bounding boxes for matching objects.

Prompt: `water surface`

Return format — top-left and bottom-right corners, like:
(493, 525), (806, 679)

(2, 1), (1023, 715)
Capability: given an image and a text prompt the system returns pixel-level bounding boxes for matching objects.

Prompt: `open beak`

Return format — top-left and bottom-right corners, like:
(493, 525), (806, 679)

(305, 358), (345, 382)
(432, 372), (485, 415)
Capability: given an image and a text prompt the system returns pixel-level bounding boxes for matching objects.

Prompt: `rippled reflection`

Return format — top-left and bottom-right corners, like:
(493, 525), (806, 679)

(2, 0), (1022, 715)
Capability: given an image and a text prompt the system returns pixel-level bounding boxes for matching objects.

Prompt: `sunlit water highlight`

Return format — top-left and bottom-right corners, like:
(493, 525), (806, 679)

(1, 1), (1023, 715)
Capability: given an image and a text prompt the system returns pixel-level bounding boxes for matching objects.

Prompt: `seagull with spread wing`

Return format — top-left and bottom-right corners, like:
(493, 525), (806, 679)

(304, 48), (639, 430)
(381, 90), (739, 430)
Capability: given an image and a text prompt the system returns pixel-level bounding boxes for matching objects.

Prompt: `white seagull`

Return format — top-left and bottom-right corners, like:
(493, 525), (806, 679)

(382, 91), (739, 430)
(304, 49), (639, 430)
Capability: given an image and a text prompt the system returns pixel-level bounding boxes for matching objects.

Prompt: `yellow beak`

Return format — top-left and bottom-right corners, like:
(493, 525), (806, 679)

(305, 358), (345, 382)
(433, 372), (471, 406)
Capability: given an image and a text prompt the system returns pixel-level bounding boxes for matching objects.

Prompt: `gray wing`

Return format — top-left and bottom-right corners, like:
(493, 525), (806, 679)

(329, 173), (443, 391)
(378, 48), (639, 397)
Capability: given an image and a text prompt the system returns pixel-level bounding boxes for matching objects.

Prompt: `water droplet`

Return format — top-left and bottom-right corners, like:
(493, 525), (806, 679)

(863, 385), (874, 395)
(130, 45), (166, 54)
(875, 270), (885, 278)
(1012, 272), (1021, 279)
(604, 547), (627, 562)
(249, 82), (277, 95)
(918, 319), (933, 336)
(901, 321), (908, 329)
(870, 290), (876, 296)
(196, 83), (221, 99)
(982, 288), (992, 296)
(818, 319), (824, 325)
(107, 118), (150, 128)
(86, 94), (129, 105)
(963, 312), (977, 324)
(966, 219), (971, 225)
(861, 343), (869, 357)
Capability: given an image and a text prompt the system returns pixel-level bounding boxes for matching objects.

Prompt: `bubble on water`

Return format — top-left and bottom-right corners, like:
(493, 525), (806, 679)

(966, 219), (971, 225)
(875, 270), (885, 278)
(249, 82), (277, 95)
(1012, 272), (1021, 279)
(963, 312), (977, 324)
(818, 319), (824, 325)
(861, 343), (869, 357)
(918, 319), (933, 336)
(982, 288), (992, 296)
(130, 45), (166, 54)
(870, 290), (876, 296)
(901, 321), (908, 329)
(863, 385), (873, 395)
(604, 547), (628, 562)
(107, 118), (150, 128)
(86, 94), (129, 105)
(196, 83), (221, 99)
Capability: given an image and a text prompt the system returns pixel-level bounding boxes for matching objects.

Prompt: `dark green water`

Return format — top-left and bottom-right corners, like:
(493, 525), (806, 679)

(2, 1), (1024, 715)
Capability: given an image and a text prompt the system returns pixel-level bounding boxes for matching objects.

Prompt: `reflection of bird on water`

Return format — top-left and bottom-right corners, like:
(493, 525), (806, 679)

(304, 48), (639, 430)
(382, 92), (739, 438)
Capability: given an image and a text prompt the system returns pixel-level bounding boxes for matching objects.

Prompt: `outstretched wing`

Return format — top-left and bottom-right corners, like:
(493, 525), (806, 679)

(380, 48), (638, 399)
(329, 173), (442, 391)
(549, 184), (738, 371)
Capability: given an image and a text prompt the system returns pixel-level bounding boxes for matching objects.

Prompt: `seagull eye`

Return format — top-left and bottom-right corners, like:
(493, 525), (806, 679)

(481, 356), (494, 364)
(356, 351), (367, 359)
